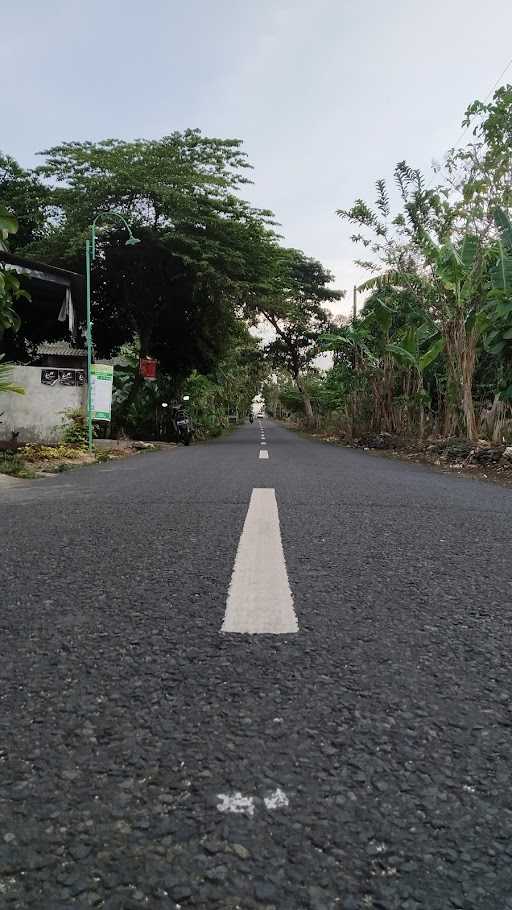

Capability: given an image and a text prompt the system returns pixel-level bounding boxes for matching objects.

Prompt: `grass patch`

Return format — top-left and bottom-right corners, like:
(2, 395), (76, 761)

(19, 444), (87, 462)
(0, 453), (37, 479)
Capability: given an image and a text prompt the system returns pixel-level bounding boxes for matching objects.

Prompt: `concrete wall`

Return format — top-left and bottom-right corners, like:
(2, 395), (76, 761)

(0, 366), (87, 444)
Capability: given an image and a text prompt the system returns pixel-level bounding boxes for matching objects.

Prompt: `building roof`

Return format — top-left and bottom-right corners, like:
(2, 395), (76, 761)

(37, 342), (87, 357)
(36, 342), (128, 366)
(0, 250), (82, 285)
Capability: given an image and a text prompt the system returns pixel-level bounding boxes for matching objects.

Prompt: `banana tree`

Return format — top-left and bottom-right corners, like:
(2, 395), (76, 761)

(477, 211), (512, 360)
(385, 325), (444, 438)
(468, 208), (512, 439)
(320, 321), (378, 436)
(490, 207), (512, 295)
(360, 231), (486, 439)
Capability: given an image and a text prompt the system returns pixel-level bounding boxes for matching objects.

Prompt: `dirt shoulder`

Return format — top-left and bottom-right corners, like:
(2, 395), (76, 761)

(287, 423), (512, 490)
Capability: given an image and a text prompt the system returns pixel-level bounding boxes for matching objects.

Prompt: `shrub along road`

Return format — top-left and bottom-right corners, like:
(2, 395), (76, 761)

(1, 421), (512, 909)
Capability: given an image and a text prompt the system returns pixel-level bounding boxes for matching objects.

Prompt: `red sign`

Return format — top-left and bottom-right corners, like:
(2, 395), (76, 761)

(139, 358), (157, 381)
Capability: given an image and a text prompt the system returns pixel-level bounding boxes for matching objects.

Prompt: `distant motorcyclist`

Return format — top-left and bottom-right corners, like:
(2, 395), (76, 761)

(249, 413), (254, 424)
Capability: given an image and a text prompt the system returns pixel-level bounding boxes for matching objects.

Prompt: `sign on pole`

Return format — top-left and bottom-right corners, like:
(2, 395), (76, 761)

(139, 357), (157, 380)
(91, 364), (114, 421)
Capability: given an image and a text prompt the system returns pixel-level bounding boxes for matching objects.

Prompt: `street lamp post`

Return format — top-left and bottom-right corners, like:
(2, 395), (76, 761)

(85, 212), (140, 452)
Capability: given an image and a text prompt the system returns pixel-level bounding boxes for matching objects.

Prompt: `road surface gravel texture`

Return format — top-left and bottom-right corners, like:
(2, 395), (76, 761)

(1, 420), (512, 909)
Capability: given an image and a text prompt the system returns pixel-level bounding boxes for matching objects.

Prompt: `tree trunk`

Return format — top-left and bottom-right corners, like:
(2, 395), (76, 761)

(462, 376), (478, 440)
(417, 374), (425, 441)
(295, 375), (314, 424)
(302, 390), (314, 423)
(443, 318), (479, 440)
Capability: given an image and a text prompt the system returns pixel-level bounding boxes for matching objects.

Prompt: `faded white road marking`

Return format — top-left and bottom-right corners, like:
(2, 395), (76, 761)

(216, 789), (290, 815)
(259, 450), (269, 459)
(221, 488), (298, 634)
(264, 788), (289, 810)
(217, 793), (255, 816)
(261, 442), (267, 446)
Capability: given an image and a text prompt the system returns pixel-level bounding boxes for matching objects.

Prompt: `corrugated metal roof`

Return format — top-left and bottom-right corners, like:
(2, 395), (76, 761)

(36, 343), (129, 366)
(37, 342), (87, 356)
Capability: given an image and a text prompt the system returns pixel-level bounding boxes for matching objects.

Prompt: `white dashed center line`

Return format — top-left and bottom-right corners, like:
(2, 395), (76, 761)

(221, 488), (298, 634)
(259, 450), (269, 459)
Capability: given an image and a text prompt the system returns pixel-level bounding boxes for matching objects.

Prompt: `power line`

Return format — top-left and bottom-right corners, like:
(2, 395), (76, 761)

(451, 54), (512, 154)
(426, 53), (512, 189)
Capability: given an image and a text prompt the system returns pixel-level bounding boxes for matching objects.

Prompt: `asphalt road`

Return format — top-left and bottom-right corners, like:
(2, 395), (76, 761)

(2, 420), (512, 910)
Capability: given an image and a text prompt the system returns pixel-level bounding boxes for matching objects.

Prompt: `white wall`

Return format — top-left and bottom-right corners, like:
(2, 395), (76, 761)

(0, 366), (87, 444)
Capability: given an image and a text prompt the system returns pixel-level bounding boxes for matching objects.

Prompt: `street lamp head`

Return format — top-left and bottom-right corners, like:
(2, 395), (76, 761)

(125, 235), (141, 246)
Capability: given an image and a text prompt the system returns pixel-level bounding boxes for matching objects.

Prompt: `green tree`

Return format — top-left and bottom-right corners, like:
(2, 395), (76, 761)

(0, 155), (49, 250)
(0, 205), (29, 351)
(259, 249), (343, 422)
(358, 230), (488, 439)
(16, 134), (278, 367)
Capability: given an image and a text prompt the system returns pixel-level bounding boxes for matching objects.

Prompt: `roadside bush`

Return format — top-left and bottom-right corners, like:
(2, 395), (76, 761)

(60, 409), (88, 447)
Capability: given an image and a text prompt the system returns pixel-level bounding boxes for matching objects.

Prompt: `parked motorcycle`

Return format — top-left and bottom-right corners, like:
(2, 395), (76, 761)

(172, 396), (193, 445)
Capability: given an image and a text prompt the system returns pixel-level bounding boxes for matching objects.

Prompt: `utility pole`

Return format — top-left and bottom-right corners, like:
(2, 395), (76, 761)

(85, 212), (140, 452)
(352, 285), (357, 323)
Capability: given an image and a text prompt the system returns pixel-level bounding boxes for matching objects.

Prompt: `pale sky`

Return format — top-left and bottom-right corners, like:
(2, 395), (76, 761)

(2, 0), (512, 315)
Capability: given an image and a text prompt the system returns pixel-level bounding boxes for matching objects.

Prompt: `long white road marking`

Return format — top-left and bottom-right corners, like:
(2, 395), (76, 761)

(259, 450), (269, 459)
(221, 488), (298, 634)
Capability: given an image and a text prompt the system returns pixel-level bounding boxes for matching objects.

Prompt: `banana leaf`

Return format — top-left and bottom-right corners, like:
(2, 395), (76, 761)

(419, 337), (444, 370)
(494, 207), (512, 252)
(490, 241), (512, 291)
(385, 343), (418, 369)
(459, 234), (480, 271)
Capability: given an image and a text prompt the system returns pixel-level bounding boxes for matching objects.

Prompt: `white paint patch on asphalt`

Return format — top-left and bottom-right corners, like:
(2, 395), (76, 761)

(221, 488), (298, 634)
(216, 789), (290, 816)
(217, 792), (255, 816)
(259, 450), (269, 459)
(264, 788), (290, 810)
(261, 442), (267, 446)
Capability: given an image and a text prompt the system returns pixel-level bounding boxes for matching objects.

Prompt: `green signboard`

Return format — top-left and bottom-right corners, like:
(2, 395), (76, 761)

(91, 364), (114, 421)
